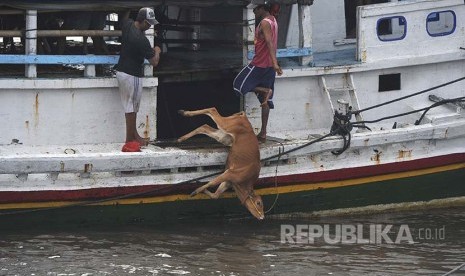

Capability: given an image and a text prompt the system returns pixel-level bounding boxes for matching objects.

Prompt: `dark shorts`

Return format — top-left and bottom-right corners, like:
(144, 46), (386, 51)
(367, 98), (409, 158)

(233, 64), (276, 109)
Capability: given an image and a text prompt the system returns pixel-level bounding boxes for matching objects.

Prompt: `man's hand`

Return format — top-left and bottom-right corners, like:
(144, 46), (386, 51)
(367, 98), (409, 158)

(154, 46), (162, 55)
(274, 64), (283, 76)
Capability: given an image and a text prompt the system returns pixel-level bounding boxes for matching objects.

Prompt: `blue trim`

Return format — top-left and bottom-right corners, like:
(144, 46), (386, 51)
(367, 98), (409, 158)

(0, 55), (120, 65)
(426, 10), (456, 37)
(376, 16), (407, 42)
(247, 47), (312, 60)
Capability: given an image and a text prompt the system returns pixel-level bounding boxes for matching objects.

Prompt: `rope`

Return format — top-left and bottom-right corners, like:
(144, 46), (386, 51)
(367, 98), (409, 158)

(353, 76), (465, 115)
(351, 96), (465, 125)
(265, 141), (284, 214)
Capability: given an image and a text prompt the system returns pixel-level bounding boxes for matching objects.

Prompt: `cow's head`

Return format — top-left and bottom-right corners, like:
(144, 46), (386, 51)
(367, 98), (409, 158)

(245, 194), (264, 220)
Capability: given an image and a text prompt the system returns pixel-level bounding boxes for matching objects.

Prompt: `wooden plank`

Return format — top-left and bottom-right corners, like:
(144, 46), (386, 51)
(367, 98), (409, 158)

(0, 55), (120, 65)
(298, 4), (313, 66)
(247, 47), (312, 60)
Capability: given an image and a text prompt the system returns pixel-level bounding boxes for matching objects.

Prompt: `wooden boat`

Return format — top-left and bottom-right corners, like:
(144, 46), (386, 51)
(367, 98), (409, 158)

(0, 0), (464, 227)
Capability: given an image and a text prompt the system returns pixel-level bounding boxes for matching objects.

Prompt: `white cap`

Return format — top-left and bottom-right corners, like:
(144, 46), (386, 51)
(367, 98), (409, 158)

(247, 0), (268, 9)
(137, 7), (159, 26)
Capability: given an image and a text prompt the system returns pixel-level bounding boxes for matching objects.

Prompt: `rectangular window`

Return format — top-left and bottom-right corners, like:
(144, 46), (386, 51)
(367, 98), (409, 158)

(377, 16), (407, 41)
(427, 10), (456, 37)
(379, 73), (401, 92)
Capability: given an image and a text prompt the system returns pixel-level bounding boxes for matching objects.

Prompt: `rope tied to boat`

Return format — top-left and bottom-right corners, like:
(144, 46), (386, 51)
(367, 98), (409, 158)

(328, 76), (465, 155)
(329, 110), (354, 155)
(352, 76), (465, 115)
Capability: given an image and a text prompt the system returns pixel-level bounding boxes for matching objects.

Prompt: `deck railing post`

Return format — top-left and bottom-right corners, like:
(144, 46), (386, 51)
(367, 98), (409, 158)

(84, 59), (96, 77)
(144, 7), (155, 77)
(25, 10), (37, 78)
(243, 7), (255, 67)
(190, 8), (201, 51)
(298, 4), (313, 66)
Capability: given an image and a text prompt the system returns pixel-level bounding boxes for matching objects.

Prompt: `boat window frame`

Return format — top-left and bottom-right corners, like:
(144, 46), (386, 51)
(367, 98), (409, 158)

(426, 10), (456, 37)
(376, 16), (407, 42)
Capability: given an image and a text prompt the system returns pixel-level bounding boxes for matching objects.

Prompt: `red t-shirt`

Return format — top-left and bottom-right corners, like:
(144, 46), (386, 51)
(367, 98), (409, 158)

(251, 17), (278, 68)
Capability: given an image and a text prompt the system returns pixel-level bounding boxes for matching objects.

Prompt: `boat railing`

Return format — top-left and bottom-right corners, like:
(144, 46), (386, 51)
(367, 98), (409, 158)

(0, 29), (122, 77)
(0, 29), (313, 78)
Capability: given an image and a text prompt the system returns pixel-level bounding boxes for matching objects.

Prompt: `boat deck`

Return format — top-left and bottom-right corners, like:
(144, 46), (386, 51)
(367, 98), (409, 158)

(0, 135), (295, 181)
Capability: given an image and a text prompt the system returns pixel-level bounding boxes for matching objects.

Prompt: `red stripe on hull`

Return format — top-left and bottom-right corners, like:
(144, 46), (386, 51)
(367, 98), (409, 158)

(1, 153), (464, 204)
(257, 153), (465, 186)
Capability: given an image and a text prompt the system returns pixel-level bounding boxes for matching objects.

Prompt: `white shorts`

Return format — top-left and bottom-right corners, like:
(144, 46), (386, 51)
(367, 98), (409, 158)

(116, 71), (143, 113)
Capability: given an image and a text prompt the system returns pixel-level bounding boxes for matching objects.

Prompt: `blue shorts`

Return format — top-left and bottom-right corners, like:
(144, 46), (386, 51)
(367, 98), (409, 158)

(233, 64), (276, 109)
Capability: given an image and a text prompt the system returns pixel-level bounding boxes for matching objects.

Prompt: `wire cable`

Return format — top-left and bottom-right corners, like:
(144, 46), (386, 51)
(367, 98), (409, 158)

(353, 76), (465, 115)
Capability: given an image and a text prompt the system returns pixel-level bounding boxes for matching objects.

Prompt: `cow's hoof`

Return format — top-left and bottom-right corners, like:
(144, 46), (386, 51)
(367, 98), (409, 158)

(189, 191), (197, 197)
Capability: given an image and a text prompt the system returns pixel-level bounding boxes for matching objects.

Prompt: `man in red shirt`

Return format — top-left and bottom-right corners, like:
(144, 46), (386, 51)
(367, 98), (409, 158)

(233, 0), (282, 142)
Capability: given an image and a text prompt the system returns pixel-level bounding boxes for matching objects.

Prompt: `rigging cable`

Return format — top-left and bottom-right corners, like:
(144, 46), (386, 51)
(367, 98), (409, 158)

(265, 140), (285, 214)
(353, 76), (465, 115)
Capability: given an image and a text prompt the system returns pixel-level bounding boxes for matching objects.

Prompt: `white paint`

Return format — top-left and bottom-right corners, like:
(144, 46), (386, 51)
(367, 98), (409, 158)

(310, 0), (349, 52)
(0, 78), (158, 145)
(357, 0), (465, 63)
(25, 10), (37, 78)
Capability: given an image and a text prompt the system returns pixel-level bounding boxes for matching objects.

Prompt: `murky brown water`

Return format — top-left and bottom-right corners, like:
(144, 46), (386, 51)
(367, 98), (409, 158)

(0, 207), (464, 276)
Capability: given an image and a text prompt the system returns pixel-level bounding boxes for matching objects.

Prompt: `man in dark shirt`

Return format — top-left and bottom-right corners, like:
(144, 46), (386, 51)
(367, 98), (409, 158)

(115, 7), (161, 151)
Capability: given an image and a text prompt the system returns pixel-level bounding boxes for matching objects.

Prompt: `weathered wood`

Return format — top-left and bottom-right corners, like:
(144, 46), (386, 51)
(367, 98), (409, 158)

(247, 47), (312, 60)
(298, 4), (313, 66)
(0, 54), (120, 64)
(25, 9), (37, 78)
(0, 30), (123, 37)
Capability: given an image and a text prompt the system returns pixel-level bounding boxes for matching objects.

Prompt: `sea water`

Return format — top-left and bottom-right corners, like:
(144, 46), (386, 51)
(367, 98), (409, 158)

(0, 207), (464, 276)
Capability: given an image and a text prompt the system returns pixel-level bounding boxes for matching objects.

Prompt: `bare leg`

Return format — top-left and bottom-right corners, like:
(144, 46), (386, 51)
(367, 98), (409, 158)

(125, 112), (148, 146)
(257, 104), (270, 142)
(254, 87), (272, 107)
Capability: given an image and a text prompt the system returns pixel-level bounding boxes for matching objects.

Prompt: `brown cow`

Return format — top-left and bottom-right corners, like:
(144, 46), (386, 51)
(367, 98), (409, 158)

(177, 107), (264, 220)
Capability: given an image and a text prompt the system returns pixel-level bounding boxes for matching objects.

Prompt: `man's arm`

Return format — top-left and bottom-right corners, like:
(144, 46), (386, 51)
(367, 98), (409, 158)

(261, 20), (282, 76)
(148, 46), (161, 67)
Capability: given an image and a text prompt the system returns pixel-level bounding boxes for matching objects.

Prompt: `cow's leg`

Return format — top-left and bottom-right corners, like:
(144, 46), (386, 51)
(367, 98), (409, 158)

(178, 108), (235, 139)
(178, 108), (227, 127)
(178, 107), (220, 118)
(190, 169), (233, 197)
(203, 181), (232, 199)
(177, 124), (232, 146)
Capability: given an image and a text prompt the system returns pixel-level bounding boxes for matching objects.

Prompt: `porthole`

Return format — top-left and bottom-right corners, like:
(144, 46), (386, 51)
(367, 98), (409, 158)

(377, 16), (407, 42)
(427, 10), (456, 37)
